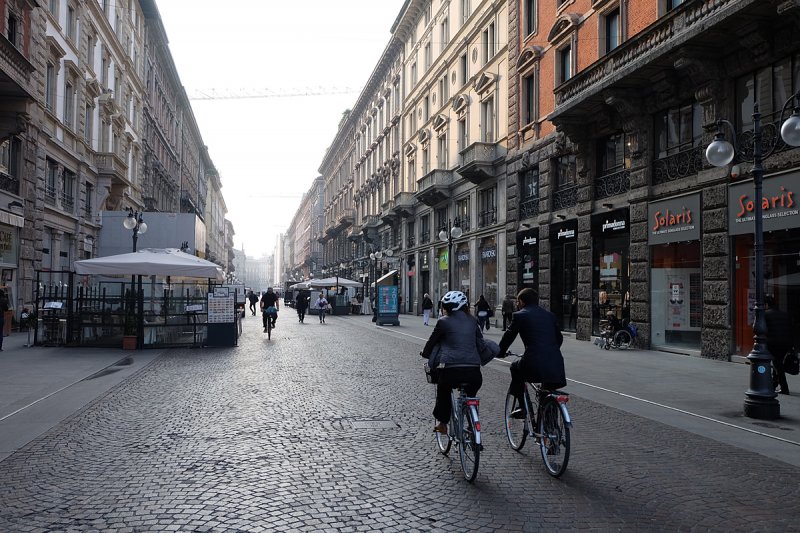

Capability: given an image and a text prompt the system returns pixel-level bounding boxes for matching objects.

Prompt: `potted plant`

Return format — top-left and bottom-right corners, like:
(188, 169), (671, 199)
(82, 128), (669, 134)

(122, 311), (138, 350)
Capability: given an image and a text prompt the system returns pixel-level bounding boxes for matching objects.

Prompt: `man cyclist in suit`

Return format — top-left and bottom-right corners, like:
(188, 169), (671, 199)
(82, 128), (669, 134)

(260, 287), (280, 332)
(497, 288), (566, 417)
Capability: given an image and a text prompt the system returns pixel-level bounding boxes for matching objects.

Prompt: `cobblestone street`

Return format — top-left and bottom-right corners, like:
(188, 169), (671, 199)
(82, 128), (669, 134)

(1, 314), (800, 532)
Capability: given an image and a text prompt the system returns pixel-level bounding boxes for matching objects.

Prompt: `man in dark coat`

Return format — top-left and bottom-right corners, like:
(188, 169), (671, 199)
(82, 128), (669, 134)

(765, 295), (792, 395)
(498, 288), (567, 409)
(295, 291), (309, 323)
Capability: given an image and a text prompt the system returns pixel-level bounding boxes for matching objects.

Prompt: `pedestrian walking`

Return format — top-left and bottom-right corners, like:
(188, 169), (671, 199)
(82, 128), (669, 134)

(765, 295), (792, 395)
(295, 291), (309, 323)
(501, 294), (515, 331)
(247, 290), (258, 316)
(422, 293), (433, 325)
(475, 294), (492, 332)
(316, 293), (329, 324)
(0, 289), (8, 351)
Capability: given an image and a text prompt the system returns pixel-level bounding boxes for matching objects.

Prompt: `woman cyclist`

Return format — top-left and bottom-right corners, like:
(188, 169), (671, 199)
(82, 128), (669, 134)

(420, 291), (484, 434)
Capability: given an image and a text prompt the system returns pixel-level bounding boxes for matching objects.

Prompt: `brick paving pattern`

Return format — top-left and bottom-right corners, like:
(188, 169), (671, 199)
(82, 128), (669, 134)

(1, 314), (799, 531)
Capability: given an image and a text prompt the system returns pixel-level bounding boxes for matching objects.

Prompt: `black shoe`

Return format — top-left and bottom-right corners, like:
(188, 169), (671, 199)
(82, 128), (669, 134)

(510, 408), (525, 419)
(779, 389), (790, 395)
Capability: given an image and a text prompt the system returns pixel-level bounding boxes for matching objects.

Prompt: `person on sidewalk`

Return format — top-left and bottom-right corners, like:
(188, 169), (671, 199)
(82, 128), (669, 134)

(497, 288), (566, 415)
(765, 295), (792, 395)
(316, 293), (329, 324)
(475, 294), (492, 332)
(0, 289), (8, 351)
(295, 291), (309, 323)
(501, 294), (515, 331)
(247, 290), (258, 316)
(422, 293), (433, 325)
(420, 291), (483, 434)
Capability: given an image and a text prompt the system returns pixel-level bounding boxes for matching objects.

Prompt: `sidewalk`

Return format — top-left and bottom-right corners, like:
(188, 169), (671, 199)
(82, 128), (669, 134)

(364, 311), (800, 467)
(0, 331), (162, 462)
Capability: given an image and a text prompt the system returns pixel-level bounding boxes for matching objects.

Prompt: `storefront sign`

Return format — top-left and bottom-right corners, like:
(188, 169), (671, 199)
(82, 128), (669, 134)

(728, 172), (800, 235)
(648, 193), (701, 245)
(522, 236), (537, 246)
(420, 253), (429, 271)
(481, 246), (497, 261)
(550, 219), (577, 242)
(457, 251), (470, 263)
(601, 219), (626, 233)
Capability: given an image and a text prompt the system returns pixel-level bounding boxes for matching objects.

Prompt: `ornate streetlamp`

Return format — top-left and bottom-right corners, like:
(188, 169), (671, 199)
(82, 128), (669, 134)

(705, 90), (800, 420)
(123, 208), (147, 252)
(438, 220), (463, 291)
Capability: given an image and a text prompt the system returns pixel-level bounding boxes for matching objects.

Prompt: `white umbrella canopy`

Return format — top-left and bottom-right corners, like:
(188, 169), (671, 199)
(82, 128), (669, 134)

(74, 248), (225, 281)
(306, 277), (363, 288)
(288, 281), (312, 290)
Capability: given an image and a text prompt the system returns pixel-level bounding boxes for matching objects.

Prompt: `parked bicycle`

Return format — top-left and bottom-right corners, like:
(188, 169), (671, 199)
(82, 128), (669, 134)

(502, 352), (572, 478)
(424, 362), (482, 482)
(596, 318), (638, 350)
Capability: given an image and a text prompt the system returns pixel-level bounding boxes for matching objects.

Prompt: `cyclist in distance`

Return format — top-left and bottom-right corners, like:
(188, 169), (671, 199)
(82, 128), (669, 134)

(260, 287), (279, 332)
(497, 288), (566, 417)
(420, 290), (483, 434)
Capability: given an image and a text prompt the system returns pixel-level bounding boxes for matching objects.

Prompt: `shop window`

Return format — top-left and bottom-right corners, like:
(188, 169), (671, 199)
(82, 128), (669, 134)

(650, 241), (702, 350)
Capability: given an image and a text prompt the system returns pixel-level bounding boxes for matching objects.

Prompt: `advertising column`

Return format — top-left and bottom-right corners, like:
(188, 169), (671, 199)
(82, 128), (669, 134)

(729, 171), (800, 354)
(648, 193), (702, 351)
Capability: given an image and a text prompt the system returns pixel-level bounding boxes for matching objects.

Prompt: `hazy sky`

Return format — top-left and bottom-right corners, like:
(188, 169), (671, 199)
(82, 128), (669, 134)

(156, 0), (407, 259)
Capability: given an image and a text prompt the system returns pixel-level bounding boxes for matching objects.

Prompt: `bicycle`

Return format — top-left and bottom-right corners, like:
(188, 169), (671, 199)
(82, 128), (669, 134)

(424, 363), (482, 482)
(596, 320), (637, 350)
(502, 352), (572, 478)
(263, 307), (277, 340)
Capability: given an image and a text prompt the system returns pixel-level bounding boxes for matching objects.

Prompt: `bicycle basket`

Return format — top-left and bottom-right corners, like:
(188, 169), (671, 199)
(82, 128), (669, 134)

(423, 362), (439, 384)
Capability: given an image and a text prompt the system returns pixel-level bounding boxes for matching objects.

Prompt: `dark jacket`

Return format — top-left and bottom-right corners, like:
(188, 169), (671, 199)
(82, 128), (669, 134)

(421, 311), (482, 368)
(295, 293), (308, 311)
(499, 304), (566, 387)
(501, 297), (515, 314)
(422, 297), (434, 310)
(475, 299), (491, 315)
(765, 307), (793, 354)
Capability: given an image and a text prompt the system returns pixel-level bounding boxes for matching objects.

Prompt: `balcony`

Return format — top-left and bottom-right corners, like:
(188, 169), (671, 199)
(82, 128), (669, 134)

(454, 215), (470, 232)
(59, 191), (75, 212)
(456, 142), (506, 185)
(44, 185), (57, 206)
(380, 200), (396, 224)
(477, 210), (497, 228)
(0, 173), (20, 195)
(94, 151), (129, 184)
(392, 192), (415, 217)
(362, 214), (380, 229)
(338, 208), (355, 228)
(594, 169), (630, 200)
(415, 169), (454, 206)
(420, 230), (431, 244)
(552, 185), (577, 211)
(653, 145), (709, 186)
(519, 197), (539, 220)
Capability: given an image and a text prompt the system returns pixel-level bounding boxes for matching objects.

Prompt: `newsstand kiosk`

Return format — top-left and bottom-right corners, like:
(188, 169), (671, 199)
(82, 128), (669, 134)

(375, 270), (400, 326)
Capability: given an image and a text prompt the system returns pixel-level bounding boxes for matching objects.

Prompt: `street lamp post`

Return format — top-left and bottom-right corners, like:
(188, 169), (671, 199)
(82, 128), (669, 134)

(438, 219), (463, 292)
(705, 90), (800, 420)
(369, 250), (383, 301)
(123, 208), (148, 252)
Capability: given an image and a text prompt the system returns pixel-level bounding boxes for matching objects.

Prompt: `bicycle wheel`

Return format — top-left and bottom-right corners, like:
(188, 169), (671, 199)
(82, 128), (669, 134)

(267, 318), (272, 340)
(435, 422), (451, 455)
(458, 405), (480, 482)
(504, 393), (527, 451)
(614, 329), (632, 349)
(538, 398), (570, 478)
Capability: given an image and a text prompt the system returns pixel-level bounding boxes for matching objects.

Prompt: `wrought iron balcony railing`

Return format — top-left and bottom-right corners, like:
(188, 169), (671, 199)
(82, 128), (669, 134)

(0, 173), (20, 195)
(478, 210), (497, 228)
(552, 185), (577, 211)
(519, 197), (539, 220)
(594, 169), (630, 200)
(652, 145), (708, 185)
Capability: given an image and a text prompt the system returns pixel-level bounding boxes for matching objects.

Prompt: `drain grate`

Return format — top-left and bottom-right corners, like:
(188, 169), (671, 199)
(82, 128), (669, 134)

(350, 420), (398, 430)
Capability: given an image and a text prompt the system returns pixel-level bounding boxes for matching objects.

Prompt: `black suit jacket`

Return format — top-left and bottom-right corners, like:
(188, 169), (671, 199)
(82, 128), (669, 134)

(499, 304), (566, 387)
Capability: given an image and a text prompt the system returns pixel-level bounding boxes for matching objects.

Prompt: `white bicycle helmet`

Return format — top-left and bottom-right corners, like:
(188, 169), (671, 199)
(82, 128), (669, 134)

(441, 290), (469, 312)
